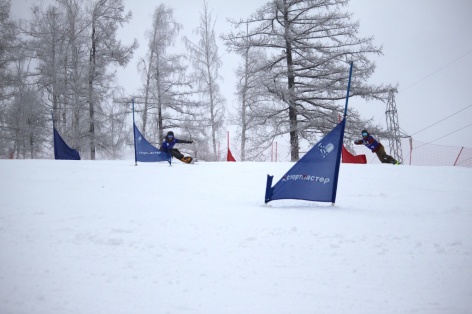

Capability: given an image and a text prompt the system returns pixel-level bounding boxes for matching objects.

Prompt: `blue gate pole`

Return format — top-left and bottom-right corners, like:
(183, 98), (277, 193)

(331, 62), (354, 204)
(132, 98), (138, 166)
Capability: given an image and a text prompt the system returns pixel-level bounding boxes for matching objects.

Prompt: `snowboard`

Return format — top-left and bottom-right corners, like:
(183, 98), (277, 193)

(181, 156), (194, 164)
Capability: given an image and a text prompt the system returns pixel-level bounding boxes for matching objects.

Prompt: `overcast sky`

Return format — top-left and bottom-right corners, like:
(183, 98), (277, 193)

(11, 0), (472, 148)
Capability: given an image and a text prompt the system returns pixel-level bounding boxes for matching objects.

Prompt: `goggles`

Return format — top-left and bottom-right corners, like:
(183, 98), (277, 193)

(362, 132), (368, 137)
(167, 135), (174, 139)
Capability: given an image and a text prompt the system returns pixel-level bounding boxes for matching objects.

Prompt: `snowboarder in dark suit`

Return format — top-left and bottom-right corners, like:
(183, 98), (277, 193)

(160, 131), (194, 164)
(354, 130), (400, 165)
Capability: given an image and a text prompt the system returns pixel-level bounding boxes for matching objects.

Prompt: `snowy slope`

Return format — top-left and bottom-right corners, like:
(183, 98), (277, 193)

(1, 160), (471, 314)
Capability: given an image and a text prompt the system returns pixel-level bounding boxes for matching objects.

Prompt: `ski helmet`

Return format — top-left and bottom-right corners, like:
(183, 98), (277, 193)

(166, 131), (174, 140)
(361, 129), (368, 137)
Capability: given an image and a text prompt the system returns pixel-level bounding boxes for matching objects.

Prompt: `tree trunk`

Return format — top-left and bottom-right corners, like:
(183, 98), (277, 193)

(240, 47), (249, 162)
(88, 21), (96, 160)
(283, 2), (299, 161)
(142, 50), (154, 136)
(155, 51), (164, 141)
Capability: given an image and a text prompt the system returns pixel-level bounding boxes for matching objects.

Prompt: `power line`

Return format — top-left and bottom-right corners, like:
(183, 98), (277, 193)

(400, 49), (472, 93)
(409, 104), (472, 137)
(410, 123), (472, 151)
(425, 123), (472, 145)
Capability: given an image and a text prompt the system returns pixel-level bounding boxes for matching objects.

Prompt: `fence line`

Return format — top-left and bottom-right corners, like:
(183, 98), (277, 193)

(4, 135), (471, 168)
(352, 138), (472, 168)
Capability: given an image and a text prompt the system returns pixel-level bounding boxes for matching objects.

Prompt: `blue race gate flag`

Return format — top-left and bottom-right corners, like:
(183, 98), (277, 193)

(265, 62), (353, 205)
(53, 127), (80, 160)
(265, 120), (345, 204)
(134, 123), (171, 163)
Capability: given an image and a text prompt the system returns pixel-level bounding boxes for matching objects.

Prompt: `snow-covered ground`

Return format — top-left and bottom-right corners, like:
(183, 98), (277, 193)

(1, 159), (471, 314)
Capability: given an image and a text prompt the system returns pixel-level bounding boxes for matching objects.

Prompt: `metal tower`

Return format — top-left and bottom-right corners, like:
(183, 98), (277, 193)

(385, 90), (404, 163)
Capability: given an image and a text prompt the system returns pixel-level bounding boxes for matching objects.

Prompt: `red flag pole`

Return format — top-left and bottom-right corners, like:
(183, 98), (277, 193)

(226, 131), (236, 162)
(454, 146), (464, 166)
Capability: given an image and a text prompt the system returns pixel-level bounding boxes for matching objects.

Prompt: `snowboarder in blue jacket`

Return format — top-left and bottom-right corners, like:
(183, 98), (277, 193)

(354, 130), (399, 165)
(160, 131), (194, 164)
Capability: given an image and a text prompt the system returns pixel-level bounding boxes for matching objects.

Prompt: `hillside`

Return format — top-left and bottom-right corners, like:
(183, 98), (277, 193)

(1, 160), (471, 314)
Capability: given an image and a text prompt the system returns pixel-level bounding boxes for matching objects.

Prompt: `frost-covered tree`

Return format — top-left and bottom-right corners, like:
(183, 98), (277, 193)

(0, 0), (17, 101)
(57, 0), (89, 150)
(1, 0), (138, 159)
(137, 4), (179, 137)
(86, 0), (137, 159)
(184, 1), (225, 161)
(1, 4), (49, 159)
(223, 0), (395, 161)
(26, 0), (88, 151)
(138, 4), (192, 143)
(28, 3), (70, 128)
(0, 0), (19, 157)
(230, 22), (285, 161)
(99, 93), (131, 159)
(6, 56), (47, 159)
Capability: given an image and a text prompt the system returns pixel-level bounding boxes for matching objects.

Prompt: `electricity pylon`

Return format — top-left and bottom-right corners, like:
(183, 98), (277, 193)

(385, 90), (404, 164)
